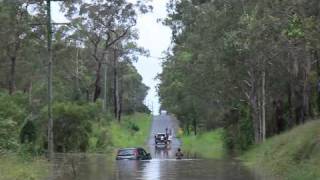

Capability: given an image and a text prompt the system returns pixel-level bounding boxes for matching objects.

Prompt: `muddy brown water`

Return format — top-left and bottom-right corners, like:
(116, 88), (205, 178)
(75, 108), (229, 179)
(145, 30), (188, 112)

(45, 115), (274, 180)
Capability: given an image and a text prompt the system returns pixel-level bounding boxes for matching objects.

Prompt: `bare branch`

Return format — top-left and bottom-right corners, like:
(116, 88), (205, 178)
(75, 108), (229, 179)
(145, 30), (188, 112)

(243, 80), (252, 88)
(105, 25), (134, 49)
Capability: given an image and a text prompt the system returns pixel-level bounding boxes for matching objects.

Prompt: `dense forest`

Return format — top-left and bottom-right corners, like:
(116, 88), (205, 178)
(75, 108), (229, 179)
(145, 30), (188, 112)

(0, 0), (151, 154)
(159, 0), (320, 152)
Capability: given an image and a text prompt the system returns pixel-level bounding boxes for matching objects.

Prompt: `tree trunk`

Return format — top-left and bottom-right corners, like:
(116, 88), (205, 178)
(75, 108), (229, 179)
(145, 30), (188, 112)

(75, 48), (81, 99)
(116, 73), (121, 121)
(302, 54), (312, 122)
(86, 89), (90, 102)
(261, 62), (266, 141)
(186, 120), (190, 135)
(102, 63), (107, 112)
(93, 62), (102, 102)
(28, 80), (33, 106)
(118, 92), (122, 121)
(46, 0), (54, 161)
(113, 49), (121, 121)
(287, 81), (294, 128)
(113, 51), (118, 119)
(257, 86), (262, 142)
(9, 56), (16, 94)
(193, 118), (197, 136)
(248, 68), (261, 143)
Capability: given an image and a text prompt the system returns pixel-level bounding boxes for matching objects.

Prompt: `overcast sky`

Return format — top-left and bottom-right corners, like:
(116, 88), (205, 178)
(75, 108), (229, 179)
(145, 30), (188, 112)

(52, 0), (171, 115)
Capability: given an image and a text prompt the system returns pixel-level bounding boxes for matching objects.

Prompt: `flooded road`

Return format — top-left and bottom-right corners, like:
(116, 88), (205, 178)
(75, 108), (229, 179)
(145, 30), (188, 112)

(47, 115), (272, 180)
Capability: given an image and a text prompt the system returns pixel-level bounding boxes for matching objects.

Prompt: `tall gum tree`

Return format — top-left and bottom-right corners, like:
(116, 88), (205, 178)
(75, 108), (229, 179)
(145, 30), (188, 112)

(66, 0), (152, 103)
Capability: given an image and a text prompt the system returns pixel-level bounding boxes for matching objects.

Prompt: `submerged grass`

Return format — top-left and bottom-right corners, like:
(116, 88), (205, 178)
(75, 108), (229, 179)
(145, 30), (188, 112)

(181, 129), (225, 159)
(241, 120), (320, 180)
(0, 154), (48, 180)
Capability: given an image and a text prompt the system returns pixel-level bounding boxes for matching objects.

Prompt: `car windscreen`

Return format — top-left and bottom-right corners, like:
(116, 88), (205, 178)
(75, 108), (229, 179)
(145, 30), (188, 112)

(157, 134), (165, 137)
(118, 149), (136, 156)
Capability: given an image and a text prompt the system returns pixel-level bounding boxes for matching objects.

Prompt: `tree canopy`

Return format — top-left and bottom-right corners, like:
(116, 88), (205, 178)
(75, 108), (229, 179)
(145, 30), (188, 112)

(0, 0), (151, 153)
(159, 0), (320, 151)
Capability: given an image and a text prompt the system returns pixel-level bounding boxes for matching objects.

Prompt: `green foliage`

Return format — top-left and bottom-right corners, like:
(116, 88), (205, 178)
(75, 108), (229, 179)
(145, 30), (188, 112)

(109, 113), (151, 149)
(0, 1), (151, 176)
(0, 118), (20, 151)
(223, 105), (254, 153)
(89, 120), (113, 153)
(0, 92), (28, 151)
(241, 120), (320, 179)
(126, 121), (140, 132)
(40, 102), (98, 152)
(160, 0), (320, 148)
(20, 121), (37, 144)
(88, 113), (151, 153)
(285, 14), (305, 39)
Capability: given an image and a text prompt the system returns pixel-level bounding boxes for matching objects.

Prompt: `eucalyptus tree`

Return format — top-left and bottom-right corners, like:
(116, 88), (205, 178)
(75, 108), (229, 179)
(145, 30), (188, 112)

(111, 37), (149, 120)
(66, 0), (151, 110)
(0, 1), (32, 94)
(160, 0), (320, 149)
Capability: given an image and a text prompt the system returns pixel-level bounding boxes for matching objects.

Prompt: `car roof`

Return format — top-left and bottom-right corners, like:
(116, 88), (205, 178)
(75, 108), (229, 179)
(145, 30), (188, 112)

(118, 147), (143, 150)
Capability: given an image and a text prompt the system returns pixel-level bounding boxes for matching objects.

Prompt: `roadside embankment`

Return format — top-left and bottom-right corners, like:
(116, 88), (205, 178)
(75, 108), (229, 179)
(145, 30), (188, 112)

(0, 154), (48, 180)
(241, 120), (320, 180)
(110, 113), (152, 148)
(181, 129), (225, 159)
(89, 113), (152, 153)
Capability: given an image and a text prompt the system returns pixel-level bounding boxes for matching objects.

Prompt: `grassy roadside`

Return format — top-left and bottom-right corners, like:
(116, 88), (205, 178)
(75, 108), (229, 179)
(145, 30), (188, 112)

(180, 120), (320, 179)
(110, 113), (152, 148)
(241, 120), (320, 180)
(89, 113), (152, 153)
(0, 154), (48, 180)
(181, 129), (225, 159)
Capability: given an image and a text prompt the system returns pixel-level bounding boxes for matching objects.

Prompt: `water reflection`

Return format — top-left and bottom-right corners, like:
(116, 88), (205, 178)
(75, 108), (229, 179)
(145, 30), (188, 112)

(46, 152), (275, 180)
(45, 115), (276, 180)
(141, 160), (160, 180)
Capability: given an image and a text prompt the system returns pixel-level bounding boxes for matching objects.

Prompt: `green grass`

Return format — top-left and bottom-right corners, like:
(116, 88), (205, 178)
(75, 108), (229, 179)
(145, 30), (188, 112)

(181, 129), (225, 159)
(241, 120), (320, 180)
(110, 113), (152, 148)
(89, 113), (152, 153)
(0, 154), (48, 180)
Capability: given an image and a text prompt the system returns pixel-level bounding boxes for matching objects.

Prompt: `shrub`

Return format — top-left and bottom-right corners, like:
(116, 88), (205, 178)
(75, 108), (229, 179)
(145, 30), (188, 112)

(0, 117), (20, 150)
(20, 120), (37, 144)
(223, 104), (254, 153)
(0, 92), (28, 151)
(127, 121), (140, 132)
(40, 102), (94, 152)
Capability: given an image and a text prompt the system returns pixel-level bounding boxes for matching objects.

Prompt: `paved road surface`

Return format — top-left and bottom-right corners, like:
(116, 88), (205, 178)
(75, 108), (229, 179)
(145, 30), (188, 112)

(147, 114), (181, 159)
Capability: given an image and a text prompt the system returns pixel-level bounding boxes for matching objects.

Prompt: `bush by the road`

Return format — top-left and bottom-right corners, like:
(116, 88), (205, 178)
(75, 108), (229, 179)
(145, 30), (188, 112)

(0, 92), (28, 151)
(39, 102), (101, 152)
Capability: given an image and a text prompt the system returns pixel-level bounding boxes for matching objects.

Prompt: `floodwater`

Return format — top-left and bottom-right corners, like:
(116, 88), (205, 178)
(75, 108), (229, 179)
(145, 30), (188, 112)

(46, 115), (273, 180)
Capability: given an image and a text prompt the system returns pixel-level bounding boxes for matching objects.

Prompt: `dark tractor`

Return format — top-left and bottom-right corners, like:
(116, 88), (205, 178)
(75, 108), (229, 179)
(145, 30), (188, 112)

(154, 133), (168, 145)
